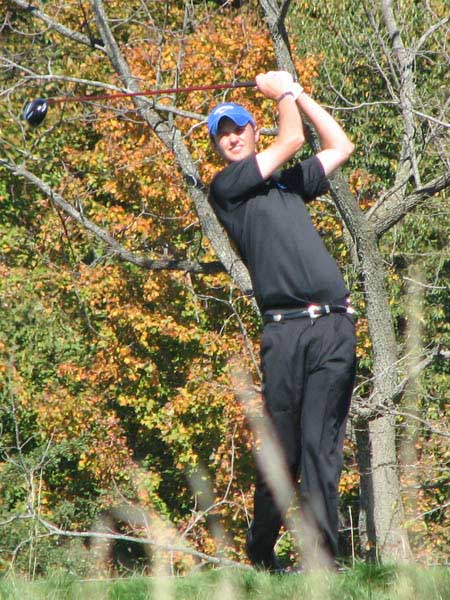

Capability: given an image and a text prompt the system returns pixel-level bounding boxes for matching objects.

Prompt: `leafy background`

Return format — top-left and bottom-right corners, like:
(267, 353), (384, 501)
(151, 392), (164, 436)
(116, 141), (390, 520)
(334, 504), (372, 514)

(1, 0), (448, 575)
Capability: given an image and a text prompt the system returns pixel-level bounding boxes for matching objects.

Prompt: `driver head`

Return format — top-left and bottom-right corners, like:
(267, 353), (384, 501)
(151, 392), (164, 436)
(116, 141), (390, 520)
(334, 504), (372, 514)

(22, 98), (48, 126)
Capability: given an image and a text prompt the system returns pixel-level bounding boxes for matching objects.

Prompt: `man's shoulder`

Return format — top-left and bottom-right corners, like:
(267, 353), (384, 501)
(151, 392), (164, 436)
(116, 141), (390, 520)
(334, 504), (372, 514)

(209, 154), (264, 205)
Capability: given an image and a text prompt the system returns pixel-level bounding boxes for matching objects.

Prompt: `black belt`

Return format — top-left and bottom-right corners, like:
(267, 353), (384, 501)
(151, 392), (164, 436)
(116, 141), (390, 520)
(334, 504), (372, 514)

(263, 304), (355, 324)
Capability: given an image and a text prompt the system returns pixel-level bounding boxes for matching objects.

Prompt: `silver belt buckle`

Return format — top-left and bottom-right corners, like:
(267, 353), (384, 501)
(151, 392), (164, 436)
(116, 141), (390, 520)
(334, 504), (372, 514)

(307, 304), (322, 319)
(273, 314), (282, 322)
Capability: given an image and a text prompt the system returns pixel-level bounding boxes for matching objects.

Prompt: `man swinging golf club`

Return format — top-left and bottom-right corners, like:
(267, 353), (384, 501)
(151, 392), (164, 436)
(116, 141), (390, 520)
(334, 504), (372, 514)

(207, 71), (357, 572)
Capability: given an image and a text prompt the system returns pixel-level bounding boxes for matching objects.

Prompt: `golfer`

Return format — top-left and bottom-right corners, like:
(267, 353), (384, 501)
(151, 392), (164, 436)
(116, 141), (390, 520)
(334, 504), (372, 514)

(207, 71), (357, 571)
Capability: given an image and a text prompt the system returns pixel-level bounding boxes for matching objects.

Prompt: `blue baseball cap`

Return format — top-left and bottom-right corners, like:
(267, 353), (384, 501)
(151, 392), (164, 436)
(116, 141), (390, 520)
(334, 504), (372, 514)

(207, 102), (255, 136)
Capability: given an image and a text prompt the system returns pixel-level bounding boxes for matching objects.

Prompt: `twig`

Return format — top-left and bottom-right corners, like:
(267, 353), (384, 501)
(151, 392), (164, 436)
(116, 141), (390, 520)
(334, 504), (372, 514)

(38, 517), (250, 569)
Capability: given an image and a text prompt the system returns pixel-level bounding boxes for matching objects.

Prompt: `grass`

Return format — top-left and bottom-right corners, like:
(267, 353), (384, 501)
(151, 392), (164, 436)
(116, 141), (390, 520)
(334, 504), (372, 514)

(0, 563), (449, 600)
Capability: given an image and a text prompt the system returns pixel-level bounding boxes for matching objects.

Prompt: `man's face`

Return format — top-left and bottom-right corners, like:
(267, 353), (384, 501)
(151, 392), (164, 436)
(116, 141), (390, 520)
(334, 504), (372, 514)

(214, 117), (259, 163)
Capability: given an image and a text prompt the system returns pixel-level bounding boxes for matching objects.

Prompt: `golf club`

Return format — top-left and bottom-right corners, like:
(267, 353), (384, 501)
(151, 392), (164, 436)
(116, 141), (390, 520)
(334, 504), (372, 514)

(21, 80), (256, 127)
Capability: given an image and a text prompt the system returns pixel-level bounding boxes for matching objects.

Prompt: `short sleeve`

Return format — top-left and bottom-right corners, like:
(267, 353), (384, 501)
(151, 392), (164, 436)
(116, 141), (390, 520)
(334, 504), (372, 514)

(278, 156), (330, 202)
(209, 154), (265, 210)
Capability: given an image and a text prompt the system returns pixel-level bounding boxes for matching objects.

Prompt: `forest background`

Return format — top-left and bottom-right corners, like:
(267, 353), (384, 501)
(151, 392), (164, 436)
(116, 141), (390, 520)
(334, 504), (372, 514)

(0, 0), (449, 578)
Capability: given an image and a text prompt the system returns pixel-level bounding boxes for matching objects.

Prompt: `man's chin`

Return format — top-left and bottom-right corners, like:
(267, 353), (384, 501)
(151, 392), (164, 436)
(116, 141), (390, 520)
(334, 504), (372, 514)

(226, 150), (252, 163)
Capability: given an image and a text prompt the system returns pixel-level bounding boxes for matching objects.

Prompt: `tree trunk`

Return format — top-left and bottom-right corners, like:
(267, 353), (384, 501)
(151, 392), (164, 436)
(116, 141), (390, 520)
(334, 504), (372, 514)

(354, 422), (376, 560)
(355, 228), (412, 561)
(369, 414), (411, 561)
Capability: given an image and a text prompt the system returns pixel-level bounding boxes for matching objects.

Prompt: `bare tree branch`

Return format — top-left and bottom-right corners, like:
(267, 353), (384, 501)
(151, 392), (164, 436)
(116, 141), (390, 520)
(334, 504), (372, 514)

(87, 0), (253, 296)
(9, 0), (107, 52)
(5, 0), (254, 294)
(362, 0), (401, 96)
(0, 59), (206, 122)
(353, 402), (450, 439)
(0, 159), (224, 274)
(379, 0), (421, 187)
(414, 14), (450, 54)
(372, 172), (450, 235)
(37, 516), (250, 569)
(258, 0), (293, 70)
(352, 344), (450, 429)
(0, 61), (125, 95)
(412, 109), (450, 130)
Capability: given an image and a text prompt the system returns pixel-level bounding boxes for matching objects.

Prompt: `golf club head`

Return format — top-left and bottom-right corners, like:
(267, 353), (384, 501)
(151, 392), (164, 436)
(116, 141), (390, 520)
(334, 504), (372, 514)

(22, 98), (48, 126)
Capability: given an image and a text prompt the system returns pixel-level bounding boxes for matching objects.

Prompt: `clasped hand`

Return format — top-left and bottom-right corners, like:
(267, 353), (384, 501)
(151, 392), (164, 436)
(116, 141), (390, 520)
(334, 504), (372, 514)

(255, 70), (294, 100)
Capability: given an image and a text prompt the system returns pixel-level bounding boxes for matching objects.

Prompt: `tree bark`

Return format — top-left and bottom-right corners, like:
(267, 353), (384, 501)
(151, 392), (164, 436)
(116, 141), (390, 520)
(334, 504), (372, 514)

(354, 421), (376, 559)
(368, 414), (411, 560)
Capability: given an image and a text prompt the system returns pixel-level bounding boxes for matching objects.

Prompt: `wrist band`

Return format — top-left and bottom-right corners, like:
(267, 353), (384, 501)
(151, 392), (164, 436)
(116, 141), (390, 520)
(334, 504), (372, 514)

(276, 90), (294, 103)
(276, 83), (305, 103)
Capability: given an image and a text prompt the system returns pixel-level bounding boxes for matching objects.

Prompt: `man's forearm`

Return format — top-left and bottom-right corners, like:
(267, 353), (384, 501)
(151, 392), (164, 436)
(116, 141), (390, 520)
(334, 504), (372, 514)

(277, 93), (305, 148)
(295, 92), (354, 175)
(255, 72), (306, 179)
(296, 93), (353, 153)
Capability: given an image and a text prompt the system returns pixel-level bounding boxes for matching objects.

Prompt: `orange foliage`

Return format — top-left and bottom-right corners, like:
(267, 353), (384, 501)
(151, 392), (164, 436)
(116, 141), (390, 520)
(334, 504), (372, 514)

(348, 168), (379, 210)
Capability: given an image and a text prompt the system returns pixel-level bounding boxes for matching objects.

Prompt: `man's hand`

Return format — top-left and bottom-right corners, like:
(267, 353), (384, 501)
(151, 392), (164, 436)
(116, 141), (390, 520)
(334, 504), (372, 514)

(255, 71), (294, 101)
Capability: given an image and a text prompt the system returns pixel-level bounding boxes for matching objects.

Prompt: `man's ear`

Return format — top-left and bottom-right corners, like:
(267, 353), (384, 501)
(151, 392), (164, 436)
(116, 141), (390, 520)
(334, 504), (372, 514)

(254, 126), (260, 144)
(210, 134), (219, 152)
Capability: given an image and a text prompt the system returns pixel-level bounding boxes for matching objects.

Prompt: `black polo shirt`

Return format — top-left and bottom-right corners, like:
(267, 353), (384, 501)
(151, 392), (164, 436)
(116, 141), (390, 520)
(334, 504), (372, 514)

(209, 154), (349, 311)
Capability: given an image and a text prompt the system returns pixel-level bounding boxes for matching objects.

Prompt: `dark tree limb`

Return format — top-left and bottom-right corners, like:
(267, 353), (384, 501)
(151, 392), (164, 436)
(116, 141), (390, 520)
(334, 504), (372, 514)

(8, 0), (254, 294)
(379, 0), (420, 187)
(87, 0), (254, 296)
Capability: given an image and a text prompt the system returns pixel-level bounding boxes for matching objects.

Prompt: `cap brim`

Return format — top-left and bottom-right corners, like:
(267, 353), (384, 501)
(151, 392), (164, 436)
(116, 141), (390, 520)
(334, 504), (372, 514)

(209, 114), (253, 136)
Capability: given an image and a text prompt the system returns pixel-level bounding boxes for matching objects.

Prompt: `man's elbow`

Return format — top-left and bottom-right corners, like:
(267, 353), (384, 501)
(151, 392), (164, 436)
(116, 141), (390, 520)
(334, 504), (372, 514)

(334, 140), (354, 168)
(341, 139), (355, 161)
(316, 140), (354, 176)
(287, 132), (305, 154)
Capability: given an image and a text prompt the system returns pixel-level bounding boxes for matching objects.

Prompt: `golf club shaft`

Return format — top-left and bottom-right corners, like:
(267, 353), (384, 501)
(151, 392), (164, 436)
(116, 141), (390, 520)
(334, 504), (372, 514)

(47, 80), (256, 105)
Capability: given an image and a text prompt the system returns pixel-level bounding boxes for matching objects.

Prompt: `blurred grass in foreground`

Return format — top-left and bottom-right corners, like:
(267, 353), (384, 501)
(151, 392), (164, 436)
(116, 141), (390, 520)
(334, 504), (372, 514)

(0, 563), (449, 600)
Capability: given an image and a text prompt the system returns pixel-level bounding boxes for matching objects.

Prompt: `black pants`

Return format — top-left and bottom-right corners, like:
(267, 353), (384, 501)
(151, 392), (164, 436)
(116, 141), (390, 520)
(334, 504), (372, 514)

(248, 312), (356, 562)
